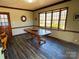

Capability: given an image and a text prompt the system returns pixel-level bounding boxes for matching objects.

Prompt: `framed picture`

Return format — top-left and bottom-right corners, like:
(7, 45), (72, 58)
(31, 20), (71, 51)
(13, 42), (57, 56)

(74, 13), (79, 21)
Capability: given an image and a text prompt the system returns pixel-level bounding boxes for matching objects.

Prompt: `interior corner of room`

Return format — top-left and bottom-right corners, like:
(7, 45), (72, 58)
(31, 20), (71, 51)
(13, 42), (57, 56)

(0, 0), (79, 46)
(33, 0), (79, 45)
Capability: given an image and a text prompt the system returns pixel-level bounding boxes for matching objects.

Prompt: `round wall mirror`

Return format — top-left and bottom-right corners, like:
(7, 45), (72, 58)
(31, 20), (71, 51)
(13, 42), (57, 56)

(21, 16), (27, 22)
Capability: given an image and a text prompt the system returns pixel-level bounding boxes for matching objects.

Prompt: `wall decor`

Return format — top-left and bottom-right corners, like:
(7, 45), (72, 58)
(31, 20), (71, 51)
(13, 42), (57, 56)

(74, 13), (79, 21)
(21, 16), (27, 22)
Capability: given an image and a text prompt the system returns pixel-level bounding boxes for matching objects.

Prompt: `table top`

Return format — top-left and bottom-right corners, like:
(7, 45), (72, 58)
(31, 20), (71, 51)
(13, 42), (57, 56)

(24, 27), (51, 36)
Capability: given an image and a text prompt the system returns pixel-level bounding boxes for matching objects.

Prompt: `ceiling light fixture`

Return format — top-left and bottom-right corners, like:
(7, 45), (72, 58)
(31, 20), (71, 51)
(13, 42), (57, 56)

(28, 0), (33, 3)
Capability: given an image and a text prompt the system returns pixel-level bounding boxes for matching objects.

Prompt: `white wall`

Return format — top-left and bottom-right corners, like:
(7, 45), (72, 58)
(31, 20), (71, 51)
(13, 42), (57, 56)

(34, 0), (79, 45)
(49, 30), (79, 45)
(0, 7), (33, 35)
(12, 27), (32, 36)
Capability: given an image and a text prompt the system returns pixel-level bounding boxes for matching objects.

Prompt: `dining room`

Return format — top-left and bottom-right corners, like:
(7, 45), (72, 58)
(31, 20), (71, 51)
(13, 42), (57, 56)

(0, 0), (79, 59)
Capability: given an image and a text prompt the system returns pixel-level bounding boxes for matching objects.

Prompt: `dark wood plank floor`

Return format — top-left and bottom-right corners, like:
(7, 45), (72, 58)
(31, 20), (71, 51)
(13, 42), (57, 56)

(5, 34), (79, 59)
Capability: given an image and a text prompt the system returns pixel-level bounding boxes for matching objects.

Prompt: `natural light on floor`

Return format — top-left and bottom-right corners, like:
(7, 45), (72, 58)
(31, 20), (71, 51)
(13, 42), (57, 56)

(0, 48), (4, 59)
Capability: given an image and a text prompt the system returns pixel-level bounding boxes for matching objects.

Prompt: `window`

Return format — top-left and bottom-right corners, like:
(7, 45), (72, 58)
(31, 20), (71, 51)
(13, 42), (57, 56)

(39, 7), (68, 30)
(59, 9), (67, 29)
(46, 12), (52, 28)
(39, 13), (45, 27)
(0, 14), (8, 26)
(52, 10), (60, 29)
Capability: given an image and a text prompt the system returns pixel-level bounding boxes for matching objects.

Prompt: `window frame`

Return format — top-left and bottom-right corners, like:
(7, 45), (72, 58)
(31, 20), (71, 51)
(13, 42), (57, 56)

(52, 10), (60, 29)
(46, 11), (52, 28)
(39, 12), (46, 27)
(0, 13), (10, 26)
(38, 7), (68, 30)
(60, 8), (68, 30)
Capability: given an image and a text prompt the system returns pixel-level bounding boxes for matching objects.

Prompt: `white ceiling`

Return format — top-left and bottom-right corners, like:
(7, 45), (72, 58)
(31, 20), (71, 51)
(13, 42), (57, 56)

(0, 0), (63, 10)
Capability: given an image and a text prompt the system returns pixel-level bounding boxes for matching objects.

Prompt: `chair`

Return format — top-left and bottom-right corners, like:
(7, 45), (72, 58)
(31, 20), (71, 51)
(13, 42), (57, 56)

(0, 32), (8, 53)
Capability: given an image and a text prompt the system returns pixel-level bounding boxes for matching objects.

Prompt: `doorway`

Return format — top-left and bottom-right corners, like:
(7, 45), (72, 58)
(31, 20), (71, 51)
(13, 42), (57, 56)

(0, 12), (12, 43)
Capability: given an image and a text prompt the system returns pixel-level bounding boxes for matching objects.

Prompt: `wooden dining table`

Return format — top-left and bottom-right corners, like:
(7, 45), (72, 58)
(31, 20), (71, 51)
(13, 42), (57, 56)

(24, 27), (51, 48)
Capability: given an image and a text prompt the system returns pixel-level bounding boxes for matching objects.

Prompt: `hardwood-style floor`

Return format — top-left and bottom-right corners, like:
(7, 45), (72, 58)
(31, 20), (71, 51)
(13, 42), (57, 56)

(5, 34), (79, 59)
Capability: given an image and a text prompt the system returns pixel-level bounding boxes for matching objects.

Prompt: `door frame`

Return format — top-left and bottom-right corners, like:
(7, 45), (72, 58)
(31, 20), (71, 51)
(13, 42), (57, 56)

(0, 12), (12, 42)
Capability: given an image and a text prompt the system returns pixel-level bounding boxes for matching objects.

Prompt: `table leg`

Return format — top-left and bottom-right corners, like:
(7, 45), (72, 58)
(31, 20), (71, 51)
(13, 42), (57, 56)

(32, 34), (35, 38)
(36, 35), (40, 48)
(40, 37), (46, 43)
